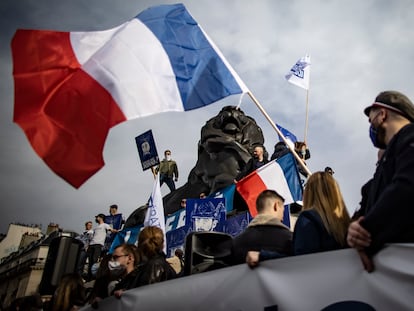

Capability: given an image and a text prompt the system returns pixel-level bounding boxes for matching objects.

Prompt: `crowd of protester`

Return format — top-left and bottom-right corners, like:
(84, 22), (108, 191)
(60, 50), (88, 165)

(5, 90), (414, 310)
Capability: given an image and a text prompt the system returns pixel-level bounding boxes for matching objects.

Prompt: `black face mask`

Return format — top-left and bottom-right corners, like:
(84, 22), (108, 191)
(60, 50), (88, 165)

(95, 219), (99, 224)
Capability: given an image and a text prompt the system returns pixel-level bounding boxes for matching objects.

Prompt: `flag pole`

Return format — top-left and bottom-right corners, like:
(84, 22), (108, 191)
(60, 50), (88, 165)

(246, 91), (312, 177)
(304, 88), (310, 142)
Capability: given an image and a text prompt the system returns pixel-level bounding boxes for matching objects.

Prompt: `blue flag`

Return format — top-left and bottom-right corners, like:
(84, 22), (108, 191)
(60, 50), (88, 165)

(276, 124), (297, 146)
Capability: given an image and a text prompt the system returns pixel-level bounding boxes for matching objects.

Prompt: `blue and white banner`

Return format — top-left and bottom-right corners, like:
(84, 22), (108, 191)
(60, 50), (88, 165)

(165, 209), (186, 232)
(144, 172), (166, 252)
(108, 225), (142, 253)
(211, 184), (236, 213)
(185, 198), (226, 232)
(135, 129), (159, 171)
(80, 244), (414, 311)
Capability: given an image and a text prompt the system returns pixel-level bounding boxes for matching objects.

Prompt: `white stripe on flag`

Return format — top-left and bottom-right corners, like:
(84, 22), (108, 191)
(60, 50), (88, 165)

(257, 162), (294, 204)
(71, 19), (183, 120)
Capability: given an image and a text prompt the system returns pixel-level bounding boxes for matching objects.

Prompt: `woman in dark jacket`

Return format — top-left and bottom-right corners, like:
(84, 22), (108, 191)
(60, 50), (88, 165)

(293, 171), (351, 255)
(132, 226), (176, 287)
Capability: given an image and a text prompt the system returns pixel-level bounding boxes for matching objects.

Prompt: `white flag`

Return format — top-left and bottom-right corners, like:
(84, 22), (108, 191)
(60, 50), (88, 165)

(285, 55), (311, 90)
(144, 172), (166, 252)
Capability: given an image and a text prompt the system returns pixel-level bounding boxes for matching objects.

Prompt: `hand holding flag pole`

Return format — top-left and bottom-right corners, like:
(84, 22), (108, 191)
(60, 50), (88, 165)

(246, 91), (311, 177)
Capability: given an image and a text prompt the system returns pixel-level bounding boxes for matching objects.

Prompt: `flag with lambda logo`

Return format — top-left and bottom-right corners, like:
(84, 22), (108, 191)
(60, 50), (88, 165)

(285, 55), (311, 90)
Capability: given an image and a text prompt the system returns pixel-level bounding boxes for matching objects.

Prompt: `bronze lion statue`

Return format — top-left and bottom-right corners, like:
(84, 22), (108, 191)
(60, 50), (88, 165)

(125, 106), (267, 227)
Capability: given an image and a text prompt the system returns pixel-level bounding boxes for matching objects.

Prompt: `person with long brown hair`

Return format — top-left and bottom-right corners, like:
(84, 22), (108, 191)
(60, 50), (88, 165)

(112, 226), (176, 298)
(50, 273), (86, 311)
(293, 171), (351, 255)
(132, 226), (177, 287)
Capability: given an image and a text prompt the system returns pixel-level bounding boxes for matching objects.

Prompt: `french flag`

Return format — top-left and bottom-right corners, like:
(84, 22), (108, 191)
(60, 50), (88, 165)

(236, 152), (303, 218)
(11, 3), (248, 188)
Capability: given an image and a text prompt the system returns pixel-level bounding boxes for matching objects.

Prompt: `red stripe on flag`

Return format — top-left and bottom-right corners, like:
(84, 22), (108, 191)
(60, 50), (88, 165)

(12, 30), (127, 188)
(236, 172), (267, 218)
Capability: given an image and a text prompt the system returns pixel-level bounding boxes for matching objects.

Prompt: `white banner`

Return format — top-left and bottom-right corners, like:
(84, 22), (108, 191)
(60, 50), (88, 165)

(80, 244), (414, 310)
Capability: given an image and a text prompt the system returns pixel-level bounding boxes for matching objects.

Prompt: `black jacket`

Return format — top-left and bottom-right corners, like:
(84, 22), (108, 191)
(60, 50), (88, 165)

(361, 123), (414, 255)
(231, 214), (293, 264)
(132, 253), (177, 288)
(236, 157), (269, 181)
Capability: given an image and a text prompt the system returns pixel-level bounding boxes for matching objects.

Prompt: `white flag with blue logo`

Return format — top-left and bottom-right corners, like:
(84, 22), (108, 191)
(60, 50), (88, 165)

(144, 172), (166, 252)
(285, 55), (311, 90)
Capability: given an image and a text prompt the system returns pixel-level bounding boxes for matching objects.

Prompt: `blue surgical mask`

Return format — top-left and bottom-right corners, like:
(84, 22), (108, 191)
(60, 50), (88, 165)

(369, 125), (386, 149)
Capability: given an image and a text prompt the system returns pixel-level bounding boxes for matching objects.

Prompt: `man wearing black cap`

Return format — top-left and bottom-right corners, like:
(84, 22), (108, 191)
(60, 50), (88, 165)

(86, 213), (118, 280)
(347, 90), (414, 272)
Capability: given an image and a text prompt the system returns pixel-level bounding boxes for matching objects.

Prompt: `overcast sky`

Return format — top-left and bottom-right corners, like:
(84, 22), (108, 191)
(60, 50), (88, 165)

(1, 0), (413, 235)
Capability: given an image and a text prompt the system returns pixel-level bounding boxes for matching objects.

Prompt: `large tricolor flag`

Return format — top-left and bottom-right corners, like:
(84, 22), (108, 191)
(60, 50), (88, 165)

(285, 55), (311, 90)
(11, 3), (248, 188)
(236, 152), (303, 218)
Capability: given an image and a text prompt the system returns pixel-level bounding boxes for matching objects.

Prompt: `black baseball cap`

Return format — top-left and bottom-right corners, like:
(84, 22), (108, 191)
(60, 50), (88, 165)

(364, 91), (414, 122)
(96, 213), (106, 220)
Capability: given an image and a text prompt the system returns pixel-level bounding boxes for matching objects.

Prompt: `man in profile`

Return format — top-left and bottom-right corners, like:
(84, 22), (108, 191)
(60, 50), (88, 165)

(347, 90), (414, 271)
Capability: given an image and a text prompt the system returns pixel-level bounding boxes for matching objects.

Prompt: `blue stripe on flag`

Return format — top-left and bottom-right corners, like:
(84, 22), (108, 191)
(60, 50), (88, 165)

(276, 152), (303, 202)
(136, 4), (244, 110)
(276, 124), (297, 143)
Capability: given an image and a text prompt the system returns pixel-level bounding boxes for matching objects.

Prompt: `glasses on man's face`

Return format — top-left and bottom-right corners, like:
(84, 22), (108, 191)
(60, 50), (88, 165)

(112, 254), (128, 261)
(369, 110), (382, 124)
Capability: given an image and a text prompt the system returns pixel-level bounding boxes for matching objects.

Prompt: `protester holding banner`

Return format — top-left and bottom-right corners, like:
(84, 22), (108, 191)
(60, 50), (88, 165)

(156, 150), (179, 192)
(104, 204), (125, 251)
(293, 171), (351, 255)
(232, 190), (292, 266)
(347, 90), (414, 272)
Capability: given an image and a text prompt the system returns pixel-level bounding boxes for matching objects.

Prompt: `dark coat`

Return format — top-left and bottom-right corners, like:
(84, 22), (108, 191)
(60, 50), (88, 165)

(293, 209), (344, 255)
(361, 123), (414, 255)
(132, 253), (177, 288)
(236, 157), (269, 181)
(231, 214), (293, 265)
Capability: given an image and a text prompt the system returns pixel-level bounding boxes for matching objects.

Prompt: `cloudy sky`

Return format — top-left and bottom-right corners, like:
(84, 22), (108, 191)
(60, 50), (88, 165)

(1, 0), (413, 234)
